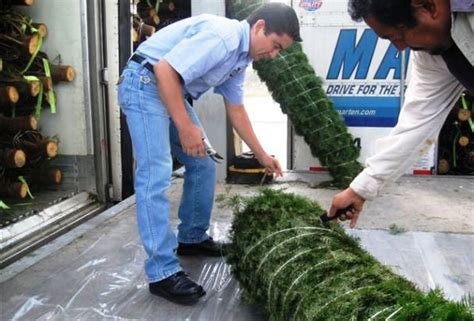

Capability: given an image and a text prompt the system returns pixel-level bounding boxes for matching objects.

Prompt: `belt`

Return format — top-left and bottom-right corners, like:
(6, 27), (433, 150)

(130, 54), (154, 73)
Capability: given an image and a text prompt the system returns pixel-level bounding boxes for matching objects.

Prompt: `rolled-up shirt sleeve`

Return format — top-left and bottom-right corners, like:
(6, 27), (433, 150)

(163, 31), (228, 85)
(350, 51), (465, 200)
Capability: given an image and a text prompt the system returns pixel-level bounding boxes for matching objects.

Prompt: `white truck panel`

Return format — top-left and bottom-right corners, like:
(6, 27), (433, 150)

(292, 0), (434, 174)
(104, 0), (123, 201)
(191, 0), (228, 181)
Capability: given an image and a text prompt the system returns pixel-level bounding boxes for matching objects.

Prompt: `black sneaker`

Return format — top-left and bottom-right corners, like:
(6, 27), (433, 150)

(149, 271), (205, 305)
(177, 237), (227, 257)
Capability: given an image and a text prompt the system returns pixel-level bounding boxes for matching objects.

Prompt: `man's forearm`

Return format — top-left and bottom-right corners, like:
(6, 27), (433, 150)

(154, 60), (206, 157)
(225, 102), (266, 157)
(155, 60), (193, 130)
(351, 52), (464, 199)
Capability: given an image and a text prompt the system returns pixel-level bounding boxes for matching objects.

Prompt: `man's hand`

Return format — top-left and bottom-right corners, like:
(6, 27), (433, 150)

(257, 153), (283, 178)
(178, 124), (205, 158)
(224, 101), (283, 177)
(329, 188), (365, 228)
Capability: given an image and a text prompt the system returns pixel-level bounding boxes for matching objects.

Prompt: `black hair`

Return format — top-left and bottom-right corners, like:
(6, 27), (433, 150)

(246, 3), (302, 42)
(348, 0), (418, 28)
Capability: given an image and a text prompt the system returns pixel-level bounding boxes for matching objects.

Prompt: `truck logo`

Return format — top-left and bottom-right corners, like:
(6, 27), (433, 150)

(327, 29), (409, 80)
(299, 0), (323, 11)
(324, 29), (410, 127)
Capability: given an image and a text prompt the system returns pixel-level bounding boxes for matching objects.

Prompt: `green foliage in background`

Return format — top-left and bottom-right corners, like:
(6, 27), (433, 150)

(227, 1), (363, 188)
(226, 189), (473, 321)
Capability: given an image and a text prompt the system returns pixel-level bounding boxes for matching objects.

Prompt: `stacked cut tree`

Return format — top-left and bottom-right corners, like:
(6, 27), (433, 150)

(132, 0), (156, 51)
(0, 0), (74, 221)
(438, 92), (474, 175)
(133, 0), (190, 50)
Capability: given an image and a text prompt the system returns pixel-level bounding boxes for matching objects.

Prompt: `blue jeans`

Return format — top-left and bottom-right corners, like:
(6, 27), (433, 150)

(117, 60), (216, 282)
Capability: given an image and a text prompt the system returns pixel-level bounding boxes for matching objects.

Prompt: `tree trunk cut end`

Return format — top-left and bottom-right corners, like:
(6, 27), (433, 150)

(46, 141), (58, 158)
(18, 183), (28, 199)
(14, 149), (26, 168)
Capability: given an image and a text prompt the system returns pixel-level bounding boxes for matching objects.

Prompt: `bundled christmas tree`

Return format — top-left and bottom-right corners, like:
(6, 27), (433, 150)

(227, 189), (473, 320)
(254, 45), (363, 188)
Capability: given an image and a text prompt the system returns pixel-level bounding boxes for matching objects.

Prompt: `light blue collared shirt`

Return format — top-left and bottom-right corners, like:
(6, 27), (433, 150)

(136, 14), (252, 105)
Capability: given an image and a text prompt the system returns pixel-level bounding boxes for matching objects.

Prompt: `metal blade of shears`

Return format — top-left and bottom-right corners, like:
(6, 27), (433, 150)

(202, 137), (224, 163)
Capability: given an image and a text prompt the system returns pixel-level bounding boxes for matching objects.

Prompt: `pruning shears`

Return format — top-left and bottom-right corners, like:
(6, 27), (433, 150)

(203, 137), (224, 163)
(320, 206), (355, 223)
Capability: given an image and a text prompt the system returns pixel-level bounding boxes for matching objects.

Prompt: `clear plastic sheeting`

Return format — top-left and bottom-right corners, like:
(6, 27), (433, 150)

(0, 200), (262, 321)
(4, 259), (259, 321)
(347, 229), (474, 302)
(1, 181), (473, 321)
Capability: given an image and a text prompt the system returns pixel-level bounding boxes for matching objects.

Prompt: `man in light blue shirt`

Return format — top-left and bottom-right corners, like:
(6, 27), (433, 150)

(117, 3), (300, 305)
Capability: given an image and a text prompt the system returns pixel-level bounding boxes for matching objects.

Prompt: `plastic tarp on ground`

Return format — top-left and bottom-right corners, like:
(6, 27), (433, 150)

(1, 194), (473, 321)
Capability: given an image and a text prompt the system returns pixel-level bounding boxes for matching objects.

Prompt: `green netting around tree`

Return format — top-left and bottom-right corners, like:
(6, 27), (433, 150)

(253, 44), (363, 187)
(226, 189), (473, 321)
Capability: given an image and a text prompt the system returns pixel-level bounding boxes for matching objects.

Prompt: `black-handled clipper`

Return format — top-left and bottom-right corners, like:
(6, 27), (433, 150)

(320, 206), (355, 223)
